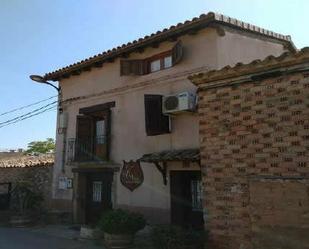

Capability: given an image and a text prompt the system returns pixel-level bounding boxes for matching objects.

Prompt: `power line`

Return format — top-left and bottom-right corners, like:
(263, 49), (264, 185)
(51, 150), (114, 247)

(0, 95), (57, 117)
(0, 101), (57, 126)
(0, 105), (57, 129)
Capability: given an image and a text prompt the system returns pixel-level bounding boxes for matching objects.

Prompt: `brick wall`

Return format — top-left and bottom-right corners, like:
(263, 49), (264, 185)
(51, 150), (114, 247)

(198, 71), (309, 249)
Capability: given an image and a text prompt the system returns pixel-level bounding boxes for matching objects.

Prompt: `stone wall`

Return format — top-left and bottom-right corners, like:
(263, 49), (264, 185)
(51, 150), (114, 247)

(0, 166), (53, 211)
(197, 71), (309, 248)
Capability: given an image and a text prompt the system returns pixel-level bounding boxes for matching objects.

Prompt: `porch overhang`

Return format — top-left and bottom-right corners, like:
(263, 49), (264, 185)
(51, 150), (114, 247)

(140, 148), (200, 185)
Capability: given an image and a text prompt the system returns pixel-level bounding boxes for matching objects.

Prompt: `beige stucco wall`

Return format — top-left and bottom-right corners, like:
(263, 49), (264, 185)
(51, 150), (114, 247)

(52, 26), (288, 222)
(216, 28), (285, 68)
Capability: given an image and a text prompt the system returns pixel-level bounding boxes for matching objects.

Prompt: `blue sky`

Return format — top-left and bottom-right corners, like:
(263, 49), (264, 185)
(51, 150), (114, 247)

(0, 0), (308, 149)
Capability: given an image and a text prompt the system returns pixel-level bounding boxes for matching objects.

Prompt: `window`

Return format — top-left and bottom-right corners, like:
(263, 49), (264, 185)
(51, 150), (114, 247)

(120, 41), (183, 76)
(92, 181), (102, 202)
(150, 55), (173, 73)
(164, 56), (172, 69)
(144, 95), (170, 136)
(191, 180), (203, 211)
(96, 120), (106, 145)
(150, 59), (161, 72)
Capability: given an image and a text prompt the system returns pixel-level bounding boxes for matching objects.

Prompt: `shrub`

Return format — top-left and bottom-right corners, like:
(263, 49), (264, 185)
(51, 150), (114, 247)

(98, 209), (146, 235)
(10, 181), (44, 215)
(151, 225), (207, 249)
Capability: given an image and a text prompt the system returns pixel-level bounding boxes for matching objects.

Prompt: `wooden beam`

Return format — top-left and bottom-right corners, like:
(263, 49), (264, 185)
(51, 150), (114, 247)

(79, 101), (116, 114)
(215, 26), (225, 36)
(107, 57), (115, 63)
(72, 70), (82, 76)
(182, 161), (190, 168)
(137, 47), (145, 53)
(154, 162), (167, 185)
(94, 62), (103, 68)
(209, 24), (225, 37)
(188, 29), (199, 36)
(168, 36), (178, 42)
(151, 42), (160, 48)
(83, 66), (92, 72)
(62, 74), (70, 79)
(121, 53), (130, 58)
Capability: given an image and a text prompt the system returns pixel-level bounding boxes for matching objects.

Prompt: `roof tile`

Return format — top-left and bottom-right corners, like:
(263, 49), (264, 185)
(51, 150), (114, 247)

(43, 12), (295, 81)
(189, 47), (309, 85)
(0, 154), (54, 169)
(140, 149), (200, 163)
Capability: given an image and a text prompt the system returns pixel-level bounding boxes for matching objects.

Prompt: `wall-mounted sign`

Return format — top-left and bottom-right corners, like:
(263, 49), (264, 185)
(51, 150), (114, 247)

(58, 176), (67, 190)
(66, 178), (73, 189)
(58, 177), (73, 190)
(120, 160), (144, 191)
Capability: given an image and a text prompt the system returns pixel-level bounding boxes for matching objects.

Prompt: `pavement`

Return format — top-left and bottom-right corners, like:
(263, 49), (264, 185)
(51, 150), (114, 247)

(0, 225), (103, 249)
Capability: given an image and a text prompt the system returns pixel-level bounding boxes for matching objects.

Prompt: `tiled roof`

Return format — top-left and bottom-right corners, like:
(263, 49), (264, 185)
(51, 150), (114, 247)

(140, 149), (200, 163)
(43, 12), (295, 81)
(189, 47), (309, 85)
(0, 154), (54, 168)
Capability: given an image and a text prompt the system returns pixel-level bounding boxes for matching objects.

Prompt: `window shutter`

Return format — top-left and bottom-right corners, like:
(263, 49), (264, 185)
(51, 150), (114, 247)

(144, 95), (170, 136)
(120, 60), (147, 76)
(131, 60), (147, 75)
(76, 115), (94, 161)
(120, 60), (132, 76)
(172, 40), (183, 66)
(104, 109), (111, 161)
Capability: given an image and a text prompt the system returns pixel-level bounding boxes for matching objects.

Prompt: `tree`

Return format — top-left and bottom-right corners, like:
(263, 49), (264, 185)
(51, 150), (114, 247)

(26, 138), (55, 154)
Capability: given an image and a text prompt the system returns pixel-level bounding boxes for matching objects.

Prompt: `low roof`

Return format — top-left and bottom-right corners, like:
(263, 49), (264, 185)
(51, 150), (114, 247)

(140, 149), (200, 163)
(0, 154), (54, 168)
(42, 12), (295, 81)
(189, 47), (309, 86)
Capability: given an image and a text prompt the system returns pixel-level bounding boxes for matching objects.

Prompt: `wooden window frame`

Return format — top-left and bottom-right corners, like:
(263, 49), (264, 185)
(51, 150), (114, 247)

(120, 41), (183, 76)
(147, 50), (173, 73)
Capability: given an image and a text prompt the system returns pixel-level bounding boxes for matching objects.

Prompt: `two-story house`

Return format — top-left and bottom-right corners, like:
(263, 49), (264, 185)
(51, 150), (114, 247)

(33, 12), (295, 227)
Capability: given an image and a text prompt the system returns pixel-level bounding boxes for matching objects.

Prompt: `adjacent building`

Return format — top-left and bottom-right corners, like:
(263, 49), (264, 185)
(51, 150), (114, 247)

(0, 154), (53, 218)
(190, 47), (309, 249)
(37, 12), (295, 230)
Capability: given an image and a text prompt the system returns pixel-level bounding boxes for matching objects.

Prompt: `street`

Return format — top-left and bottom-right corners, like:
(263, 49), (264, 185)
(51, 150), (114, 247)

(0, 227), (102, 249)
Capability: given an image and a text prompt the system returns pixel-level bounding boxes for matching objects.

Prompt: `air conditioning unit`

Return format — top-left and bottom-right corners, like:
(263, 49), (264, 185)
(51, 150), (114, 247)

(163, 92), (196, 114)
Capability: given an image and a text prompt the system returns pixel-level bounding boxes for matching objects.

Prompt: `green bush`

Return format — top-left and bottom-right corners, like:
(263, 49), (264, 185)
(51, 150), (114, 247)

(151, 225), (207, 249)
(11, 181), (44, 215)
(98, 209), (146, 235)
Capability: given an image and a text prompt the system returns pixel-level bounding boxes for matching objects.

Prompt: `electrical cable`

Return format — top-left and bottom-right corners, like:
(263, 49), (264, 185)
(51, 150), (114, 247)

(0, 95), (57, 117)
(0, 101), (57, 126)
(0, 105), (57, 129)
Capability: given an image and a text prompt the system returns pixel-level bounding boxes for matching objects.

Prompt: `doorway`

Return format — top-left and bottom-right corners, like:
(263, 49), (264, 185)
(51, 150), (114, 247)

(0, 183), (11, 210)
(85, 172), (113, 224)
(170, 171), (204, 229)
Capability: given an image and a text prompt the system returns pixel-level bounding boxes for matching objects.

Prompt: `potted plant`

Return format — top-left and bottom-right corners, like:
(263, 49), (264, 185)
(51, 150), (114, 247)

(98, 209), (146, 249)
(9, 181), (44, 227)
